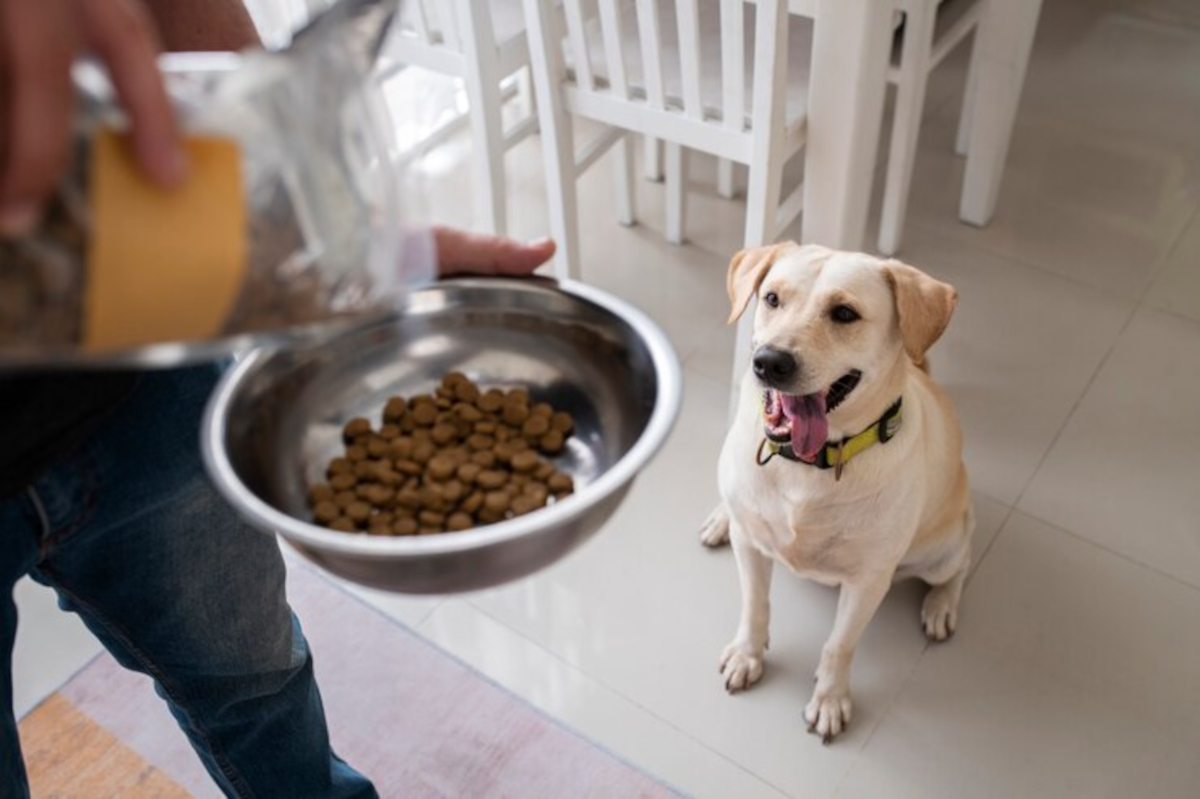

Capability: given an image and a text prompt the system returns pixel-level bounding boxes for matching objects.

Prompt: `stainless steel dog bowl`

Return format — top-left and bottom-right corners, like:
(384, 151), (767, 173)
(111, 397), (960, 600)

(202, 277), (681, 593)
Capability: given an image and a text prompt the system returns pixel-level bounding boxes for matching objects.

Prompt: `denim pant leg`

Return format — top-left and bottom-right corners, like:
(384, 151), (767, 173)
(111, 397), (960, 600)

(17, 365), (375, 798)
(0, 494), (44, 798)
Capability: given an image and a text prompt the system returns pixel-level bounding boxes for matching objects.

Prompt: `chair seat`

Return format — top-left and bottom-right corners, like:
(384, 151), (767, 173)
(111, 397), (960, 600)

(567, 1), (813, 131)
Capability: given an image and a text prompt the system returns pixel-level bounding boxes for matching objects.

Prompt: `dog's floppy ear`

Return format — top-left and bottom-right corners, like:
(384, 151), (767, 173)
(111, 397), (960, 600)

(883, 261), (958, 365)
(727, 243), (790, 324)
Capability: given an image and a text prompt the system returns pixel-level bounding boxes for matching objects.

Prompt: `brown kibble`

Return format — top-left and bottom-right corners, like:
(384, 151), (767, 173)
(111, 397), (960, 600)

(396, 488), (421, 510)
(477, 390), (505, 413)
(540, 430), (565, 454)
(428, 423), (454, 445)
(510, 450), (539, 473)
(389, 437), (414, 460)
(477, 508), (504, 525)
(418, 527), (444, 535)
(368, 522), (392, 536)
(412, 441), (436, 464)
(412, 404), (438, 426)
(535, 462), (555, 481)
(383, 397), (407, 422)
(313, 501), (339, 523)
(484, 490), (510, 514)
(327, 458), (352, 476)
(396, 459), (423, 477)
(346, 502), (372, 523)
(345, 445), (367, 462)
(470, 450), (497, 468)
(477, 469), (508, 490)
(502, 403), (530, 426)
(418, 510), (446, 527)
(330, 518), (357, 533)
(461, 491), (484, 514)
(412, 428), (432, 443)
(525, 483), (550, 506)
(532, 402), (554, 418)
(308, 483), (334, 506)
(474, 421), (496, 435)
(374, 512), (395, 526)
(353, 461), (376, 480)
(367, 485), (395, 506)
(426, 455), (457, 481)
(419, 484), (446, 511)
(454, 381), (480, 403)
(442, 372), (468, 389)
(455, 403), (483, 423)
(393, 517), (418, 536)
(522, 415), (550, 438)
(398, 415), (416, 433)
(511, 495), (539, 516)
(551, 412), (575, 435)
(495, 426), (513, 443)
(343, 417), (371, 440)
(366, 437), (389, 459)
(355, 483), (373, 499)
(378, 424), (400, 441)
(334, 490), (357, 509)
(507, 388), (530, 405)
(442, 480), (466, 503)
(330, 473), (357, 491)
(465, 433), (494, 451)
(548, 473), (574, 493)
(435, 396), (453, 410)
(377, 469), (402, 487)
(447, 512), (474, 532)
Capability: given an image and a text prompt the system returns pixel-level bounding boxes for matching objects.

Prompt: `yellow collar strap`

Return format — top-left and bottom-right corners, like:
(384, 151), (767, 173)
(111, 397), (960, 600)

(757, 398), (903, 481)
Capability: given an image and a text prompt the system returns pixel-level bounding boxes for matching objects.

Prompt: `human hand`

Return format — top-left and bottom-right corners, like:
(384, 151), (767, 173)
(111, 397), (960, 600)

(434, 226), (556, 277)
(0, 0), (186, 237)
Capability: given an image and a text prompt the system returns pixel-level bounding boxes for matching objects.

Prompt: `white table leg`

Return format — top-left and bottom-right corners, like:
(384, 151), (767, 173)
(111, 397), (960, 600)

(801, 0), (893, 250)
(959, 0), (1043, 226)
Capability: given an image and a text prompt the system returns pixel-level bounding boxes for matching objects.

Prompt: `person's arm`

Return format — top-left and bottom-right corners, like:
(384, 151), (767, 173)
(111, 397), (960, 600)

(141, 0), (260, 53)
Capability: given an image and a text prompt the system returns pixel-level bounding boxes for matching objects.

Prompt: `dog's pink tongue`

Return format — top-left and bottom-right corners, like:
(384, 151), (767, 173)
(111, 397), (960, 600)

(780, 392), (828, 461)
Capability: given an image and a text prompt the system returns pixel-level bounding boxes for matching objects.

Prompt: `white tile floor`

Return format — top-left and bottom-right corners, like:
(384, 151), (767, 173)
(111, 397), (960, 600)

(13, 0), (1200, 795)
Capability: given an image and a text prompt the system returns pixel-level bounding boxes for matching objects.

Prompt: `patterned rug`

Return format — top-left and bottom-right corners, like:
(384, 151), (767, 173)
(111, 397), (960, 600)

(18, 555), (676, 798)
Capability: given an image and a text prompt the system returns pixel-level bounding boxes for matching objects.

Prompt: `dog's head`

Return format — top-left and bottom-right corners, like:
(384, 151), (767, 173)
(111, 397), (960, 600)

(727, 242), (957, 459)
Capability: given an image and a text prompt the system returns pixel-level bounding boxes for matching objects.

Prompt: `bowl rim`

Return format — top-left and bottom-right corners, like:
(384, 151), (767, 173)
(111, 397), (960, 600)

(201, 276), (683, 557)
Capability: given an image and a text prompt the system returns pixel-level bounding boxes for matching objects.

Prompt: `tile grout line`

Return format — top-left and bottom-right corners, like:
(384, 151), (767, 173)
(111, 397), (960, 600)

(449, 598), (795, 799)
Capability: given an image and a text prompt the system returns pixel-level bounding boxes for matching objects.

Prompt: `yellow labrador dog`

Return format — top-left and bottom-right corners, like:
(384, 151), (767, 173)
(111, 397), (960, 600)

(701, 243), (972, 743)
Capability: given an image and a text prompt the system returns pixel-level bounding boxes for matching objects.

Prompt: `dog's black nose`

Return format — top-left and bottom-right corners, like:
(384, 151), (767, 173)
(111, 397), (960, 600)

(752, 347), (798, 386)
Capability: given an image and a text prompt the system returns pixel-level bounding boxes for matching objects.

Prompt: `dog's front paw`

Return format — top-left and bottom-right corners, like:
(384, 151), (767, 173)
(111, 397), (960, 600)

(719, 642), (764, 693)
(699, 506), (731, 548)
(804, 685), (853, 744)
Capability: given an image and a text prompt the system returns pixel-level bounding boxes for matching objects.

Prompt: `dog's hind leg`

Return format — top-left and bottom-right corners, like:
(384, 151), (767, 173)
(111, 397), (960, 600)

(920, 504), (974, 642)
(699, 503), (731, 547)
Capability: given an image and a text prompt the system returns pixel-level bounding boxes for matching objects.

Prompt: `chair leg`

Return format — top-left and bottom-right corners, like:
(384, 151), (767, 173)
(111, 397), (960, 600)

(523, 0), (580, 278)
(644, 136), (663, 181)
(878, 2), (936, 257)
(956, 30), (981, 158)
(717, 159), (738, 199)
(459, 0), (507, 235)
(665, 143), (687, 245)
(960, 0), (1042, 226)
(614, 134), (637, 226)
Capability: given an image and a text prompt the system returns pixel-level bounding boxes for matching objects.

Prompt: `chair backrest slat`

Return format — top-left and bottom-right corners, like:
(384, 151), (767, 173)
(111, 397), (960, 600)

(675, 0), (704, 118)
(633, 0), (667, 111)
(720, 0), (746, 131)
(562, 0), (596, 90)
(598, 0), (630, 98)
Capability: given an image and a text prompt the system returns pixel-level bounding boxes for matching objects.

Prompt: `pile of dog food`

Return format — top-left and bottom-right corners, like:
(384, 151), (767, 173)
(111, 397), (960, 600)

(307, 373), (576, 535)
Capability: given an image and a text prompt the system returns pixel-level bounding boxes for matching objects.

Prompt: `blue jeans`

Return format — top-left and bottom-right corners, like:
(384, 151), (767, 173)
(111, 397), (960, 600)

(0, 365), (377, 798)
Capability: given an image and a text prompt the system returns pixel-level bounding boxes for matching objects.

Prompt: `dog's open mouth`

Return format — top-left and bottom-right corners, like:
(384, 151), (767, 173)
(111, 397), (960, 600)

(762, 370), (862, 461)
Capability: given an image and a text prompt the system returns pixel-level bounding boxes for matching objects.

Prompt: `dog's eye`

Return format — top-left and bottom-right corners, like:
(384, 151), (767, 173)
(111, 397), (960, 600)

(764, 292), (780, 309)
(831, 304), (860, 324)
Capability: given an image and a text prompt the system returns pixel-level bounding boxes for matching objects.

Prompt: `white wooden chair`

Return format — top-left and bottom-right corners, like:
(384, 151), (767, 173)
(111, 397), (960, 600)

(878, 0), (984, 255)
(380, 0), (539, 234)
(523, 0), (808, 274)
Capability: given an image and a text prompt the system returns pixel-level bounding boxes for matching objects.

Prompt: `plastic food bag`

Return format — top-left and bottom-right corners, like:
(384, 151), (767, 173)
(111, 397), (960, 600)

(0, 0), (434, 367)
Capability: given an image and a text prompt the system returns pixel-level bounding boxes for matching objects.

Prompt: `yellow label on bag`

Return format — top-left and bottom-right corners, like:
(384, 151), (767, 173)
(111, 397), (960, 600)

(84, 130), (247, 352)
